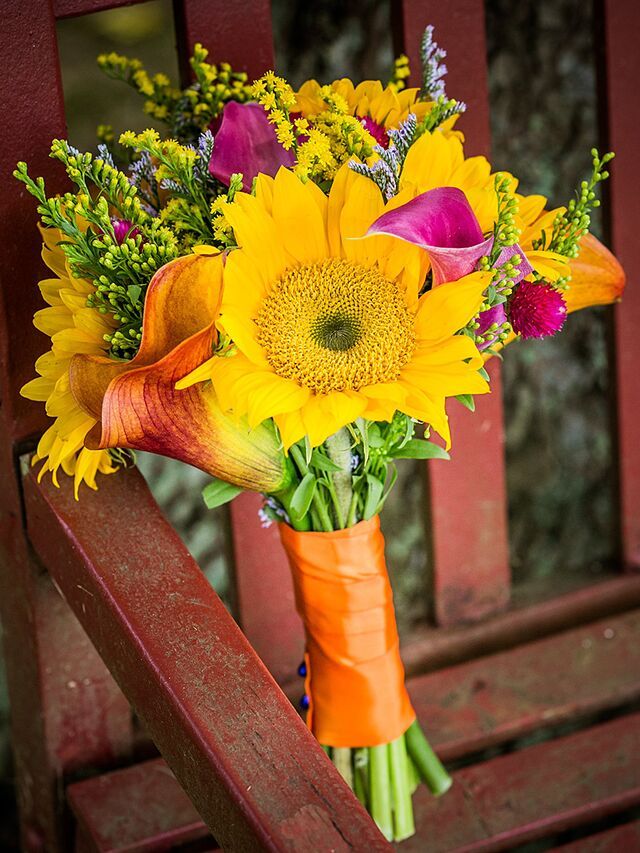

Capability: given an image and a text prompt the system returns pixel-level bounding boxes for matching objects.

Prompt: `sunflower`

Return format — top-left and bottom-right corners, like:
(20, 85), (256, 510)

(21, 227), (119, 496)
(295, 78), (456, 148)
(179, 166), (492, 450)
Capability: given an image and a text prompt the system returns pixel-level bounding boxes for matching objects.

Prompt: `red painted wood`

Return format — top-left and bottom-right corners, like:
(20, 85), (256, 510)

(408, 608), (640, 761)
(174, 0), (275, 82)
(69, 758), (210, 852)
(393, 0), (511, 627)
(0, 3), (134, 850)
(174, 0), (305, 683)
(550, 820), (640, 852)
(231, 494), (304, 684)
(54, 0), (145, 19)
(402, 713), (640, 853)
(69, 608), (640, 851)
(0, 0), (67, 448)
(602, 1), (640, 569)
(400, 572), (640, 676)
(24, 467), (391, 852)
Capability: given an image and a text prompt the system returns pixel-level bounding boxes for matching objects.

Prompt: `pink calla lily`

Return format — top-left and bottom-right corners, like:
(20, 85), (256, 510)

(209, 102), (295, 191)
(366, 187), (493, 285)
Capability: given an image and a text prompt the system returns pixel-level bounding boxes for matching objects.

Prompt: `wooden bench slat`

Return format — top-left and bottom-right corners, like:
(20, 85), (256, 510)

(402, 712), (640, 852)
(70, 607), (640, 850)
(409, 608), (640, 760)
(24, 468), (391, 853)
(550, 820), (640, 852)
(393, 0), (511, 627)
(68, 758), (210, 853)
(604, 0), (640, 569)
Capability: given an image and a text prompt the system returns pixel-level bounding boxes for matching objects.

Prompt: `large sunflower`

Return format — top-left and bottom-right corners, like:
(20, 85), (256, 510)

(21, 227), (119, 495)
(180, 166), (492, 450)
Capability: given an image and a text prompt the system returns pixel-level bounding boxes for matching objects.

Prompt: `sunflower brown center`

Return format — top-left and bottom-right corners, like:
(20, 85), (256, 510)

(254, 258), (415, 395)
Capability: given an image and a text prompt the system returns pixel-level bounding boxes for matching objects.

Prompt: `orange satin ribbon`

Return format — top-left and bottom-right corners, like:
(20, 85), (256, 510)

(279, 516), (416, 748)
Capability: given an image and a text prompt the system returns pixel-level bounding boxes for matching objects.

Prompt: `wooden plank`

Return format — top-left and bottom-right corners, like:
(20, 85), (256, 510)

(401, 713), (640, 852)
(399, 571), (640, 677)
(68, 758), (210, 852)
(0, 3), (134, 850)
(0, 0), (67, 447)
(70, 609), (640, 851)
(24, 467), (391, 853)
(174, 0), (305, 684)
(54, 0), (146, 19)
(408, 608), (640, 760)
(550, 820), (640, 852)
(393, 0), (511, 627)
(602, 1), (640, 569)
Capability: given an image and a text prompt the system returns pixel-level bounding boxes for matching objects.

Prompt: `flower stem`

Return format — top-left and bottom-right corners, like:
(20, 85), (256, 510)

(389, 735), (415, 841)
(405, 720), (452, 796)
(369, 744), (393, 841)
(353, 747), (369, 808)
(332, 747), (353, 789)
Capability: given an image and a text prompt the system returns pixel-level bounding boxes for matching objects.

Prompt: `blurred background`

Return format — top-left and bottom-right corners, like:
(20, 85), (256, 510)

(0, 0), (614, 842)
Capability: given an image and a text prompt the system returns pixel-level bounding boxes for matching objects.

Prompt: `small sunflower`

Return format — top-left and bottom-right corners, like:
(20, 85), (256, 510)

(21, 227), (119, 495)
(179, 166), (492, 450)
(295, 78), (451, 147)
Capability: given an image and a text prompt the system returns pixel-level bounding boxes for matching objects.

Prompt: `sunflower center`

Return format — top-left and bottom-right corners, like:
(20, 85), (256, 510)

(255, 258), (415, 395)
(312, 312), (361, 351)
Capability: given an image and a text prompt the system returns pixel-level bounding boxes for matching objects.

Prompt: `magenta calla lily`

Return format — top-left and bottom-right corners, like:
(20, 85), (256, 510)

(366, 187), (494, 285)
(209, 102), (295, 191)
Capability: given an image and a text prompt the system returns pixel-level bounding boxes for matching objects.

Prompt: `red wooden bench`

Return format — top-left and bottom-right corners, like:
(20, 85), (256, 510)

(1, 1), (639, 850)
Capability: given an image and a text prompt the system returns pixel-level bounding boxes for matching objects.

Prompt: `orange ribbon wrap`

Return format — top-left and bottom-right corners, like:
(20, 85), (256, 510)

(279, 516), (416, 748)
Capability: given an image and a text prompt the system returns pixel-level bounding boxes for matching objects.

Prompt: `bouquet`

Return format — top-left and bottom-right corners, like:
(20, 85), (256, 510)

(16, 26), (625, 842)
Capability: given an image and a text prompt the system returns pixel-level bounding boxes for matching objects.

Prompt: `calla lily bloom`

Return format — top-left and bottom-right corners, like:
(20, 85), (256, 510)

(564, 232), (626, 312)
(69, 251), (291, 493)
(209, 101), (296, 191)
(366, 187), (493, 285)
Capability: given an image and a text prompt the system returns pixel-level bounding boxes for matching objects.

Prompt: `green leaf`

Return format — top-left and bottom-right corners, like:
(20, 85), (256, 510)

(368, 424), (384, 448)
(355, 417), (369, 464)
(393, 439), (450, 460)
(310, 449), (342, 473)
(363, 473), (384, 520)
(478, 366), (490, 381)
(202, 478), (243, 509)
(127, 284), (142, 304)
(290, 472), (316, 521)
(455, 394), (476, 412)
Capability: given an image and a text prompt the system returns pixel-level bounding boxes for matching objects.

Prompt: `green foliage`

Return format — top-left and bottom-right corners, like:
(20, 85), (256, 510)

(202, 478), (243, 509)
(120, 128), (219, 247)
(14, 141), (180, 358)
(533, 149), (614, 260)
(98, 43), (253, 141)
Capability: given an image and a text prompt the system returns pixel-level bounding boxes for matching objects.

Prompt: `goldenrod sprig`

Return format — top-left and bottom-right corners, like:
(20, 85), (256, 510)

(98, 45), (252, 141)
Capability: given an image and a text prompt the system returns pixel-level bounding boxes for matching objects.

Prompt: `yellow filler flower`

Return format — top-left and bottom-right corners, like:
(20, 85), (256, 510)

(178, 166), (492, 450)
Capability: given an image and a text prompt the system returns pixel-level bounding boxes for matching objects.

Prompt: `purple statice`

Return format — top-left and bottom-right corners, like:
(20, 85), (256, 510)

(421, 25), (448, 100)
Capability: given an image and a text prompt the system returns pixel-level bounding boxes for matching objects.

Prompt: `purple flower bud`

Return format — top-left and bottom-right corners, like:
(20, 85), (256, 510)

(111, 218), (139, 244)
(509, 280), (567, 339)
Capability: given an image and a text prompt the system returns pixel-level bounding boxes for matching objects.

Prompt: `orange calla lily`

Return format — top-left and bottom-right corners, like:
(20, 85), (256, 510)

(69, 251), (291, 493)
(564, 232), (626, 312)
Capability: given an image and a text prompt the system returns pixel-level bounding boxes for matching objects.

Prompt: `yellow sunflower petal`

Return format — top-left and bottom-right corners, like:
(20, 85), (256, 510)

(272, 167), (329, 263)
(415, 271), (492, 341)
